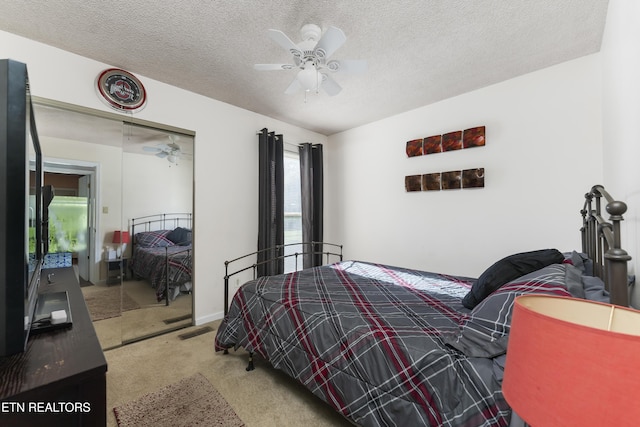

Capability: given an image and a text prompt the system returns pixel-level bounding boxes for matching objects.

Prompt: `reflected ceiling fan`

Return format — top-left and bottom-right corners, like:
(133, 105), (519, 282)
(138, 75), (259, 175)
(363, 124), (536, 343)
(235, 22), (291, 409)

(142, 135), (186, 165)
(254, 23), (367, 96)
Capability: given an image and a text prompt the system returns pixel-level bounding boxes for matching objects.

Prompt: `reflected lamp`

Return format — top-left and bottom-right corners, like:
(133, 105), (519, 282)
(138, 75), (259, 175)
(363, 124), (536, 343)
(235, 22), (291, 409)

(503, 295), (640, 427)
(112, 230), (130, 257)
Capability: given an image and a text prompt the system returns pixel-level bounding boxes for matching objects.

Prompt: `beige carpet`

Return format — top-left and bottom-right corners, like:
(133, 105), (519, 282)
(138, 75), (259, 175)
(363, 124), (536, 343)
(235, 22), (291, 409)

(84, 286), (141, 321)
(113, 372), (245, 427)
(106, 322), (353, 427)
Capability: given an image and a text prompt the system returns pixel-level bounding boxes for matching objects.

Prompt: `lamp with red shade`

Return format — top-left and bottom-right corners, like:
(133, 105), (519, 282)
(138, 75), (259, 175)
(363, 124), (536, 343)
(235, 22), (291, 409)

(112, 230), (130, 258)
(503, 294), (640, 427)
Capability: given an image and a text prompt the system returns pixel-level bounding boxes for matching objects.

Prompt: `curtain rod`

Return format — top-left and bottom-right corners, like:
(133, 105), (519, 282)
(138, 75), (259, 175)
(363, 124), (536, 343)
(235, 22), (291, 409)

(256, 131), (316, 149)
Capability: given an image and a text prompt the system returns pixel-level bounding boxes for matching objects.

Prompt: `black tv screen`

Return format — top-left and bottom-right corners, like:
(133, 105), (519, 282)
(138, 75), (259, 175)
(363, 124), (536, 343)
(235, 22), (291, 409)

(0, 59), (44, 357)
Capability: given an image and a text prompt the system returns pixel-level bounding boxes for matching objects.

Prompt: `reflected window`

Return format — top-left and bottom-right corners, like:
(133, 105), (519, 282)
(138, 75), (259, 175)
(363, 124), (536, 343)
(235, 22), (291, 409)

(48, 195), (88, 254)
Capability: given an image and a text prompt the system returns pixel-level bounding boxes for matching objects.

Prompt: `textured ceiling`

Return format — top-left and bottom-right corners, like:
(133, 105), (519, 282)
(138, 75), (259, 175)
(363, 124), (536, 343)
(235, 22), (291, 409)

(0, 0), (609, 136)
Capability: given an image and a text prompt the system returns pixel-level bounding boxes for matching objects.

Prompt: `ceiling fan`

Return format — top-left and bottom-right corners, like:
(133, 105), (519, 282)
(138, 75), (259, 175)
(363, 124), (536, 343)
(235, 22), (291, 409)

(254, 24), (367, 96)
(142, 135), (185, 164)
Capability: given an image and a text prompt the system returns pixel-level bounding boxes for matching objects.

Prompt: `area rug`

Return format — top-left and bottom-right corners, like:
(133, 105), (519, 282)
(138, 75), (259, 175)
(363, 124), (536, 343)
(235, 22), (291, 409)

(84, 286), (141, 321)
(113, 372), (245, 427)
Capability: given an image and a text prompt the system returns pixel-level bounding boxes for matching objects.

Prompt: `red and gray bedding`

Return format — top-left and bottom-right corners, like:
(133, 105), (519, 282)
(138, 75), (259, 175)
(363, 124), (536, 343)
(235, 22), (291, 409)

(130, 229), (192, 301)
(215, 252), (606, 427)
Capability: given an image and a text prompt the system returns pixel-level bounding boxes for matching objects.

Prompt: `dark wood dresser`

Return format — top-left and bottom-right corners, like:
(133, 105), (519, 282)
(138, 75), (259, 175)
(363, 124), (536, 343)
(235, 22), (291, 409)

(0, 267), (107, 427)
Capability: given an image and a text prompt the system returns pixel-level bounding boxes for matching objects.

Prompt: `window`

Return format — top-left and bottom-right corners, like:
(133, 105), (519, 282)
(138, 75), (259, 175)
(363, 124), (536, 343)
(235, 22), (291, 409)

(283, 150), (302, 272)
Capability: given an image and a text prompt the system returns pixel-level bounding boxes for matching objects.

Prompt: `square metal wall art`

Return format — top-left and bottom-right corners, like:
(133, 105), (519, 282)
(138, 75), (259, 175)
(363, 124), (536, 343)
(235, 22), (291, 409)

(406, 125), (485, 157)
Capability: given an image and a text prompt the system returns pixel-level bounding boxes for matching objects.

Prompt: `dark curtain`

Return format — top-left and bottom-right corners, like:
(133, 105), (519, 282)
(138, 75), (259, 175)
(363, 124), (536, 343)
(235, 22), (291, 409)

(257, 128), (284, 277)
(299, 143), (323, 269)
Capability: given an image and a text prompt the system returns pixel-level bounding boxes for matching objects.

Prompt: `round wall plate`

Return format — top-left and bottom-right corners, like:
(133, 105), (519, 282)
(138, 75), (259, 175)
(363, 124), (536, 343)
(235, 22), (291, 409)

(96, 68), (147, 112)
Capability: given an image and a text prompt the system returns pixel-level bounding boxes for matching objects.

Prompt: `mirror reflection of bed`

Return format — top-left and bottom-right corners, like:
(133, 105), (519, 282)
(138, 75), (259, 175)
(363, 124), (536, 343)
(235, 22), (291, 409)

(121, 213), (193, 344)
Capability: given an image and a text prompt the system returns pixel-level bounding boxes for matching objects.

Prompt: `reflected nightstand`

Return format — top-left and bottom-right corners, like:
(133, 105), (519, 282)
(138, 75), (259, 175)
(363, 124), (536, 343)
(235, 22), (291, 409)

(105, 257), (128, 285)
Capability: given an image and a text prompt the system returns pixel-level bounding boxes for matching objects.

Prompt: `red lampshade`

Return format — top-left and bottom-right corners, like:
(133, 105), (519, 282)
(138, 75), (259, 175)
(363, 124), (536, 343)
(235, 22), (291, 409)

(503, 295), (640, 427)
(112, 230), (130, 244)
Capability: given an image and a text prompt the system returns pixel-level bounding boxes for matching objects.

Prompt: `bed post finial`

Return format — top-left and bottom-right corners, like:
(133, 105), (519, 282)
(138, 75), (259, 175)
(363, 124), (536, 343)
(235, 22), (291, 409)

(605, 200), (631, 307)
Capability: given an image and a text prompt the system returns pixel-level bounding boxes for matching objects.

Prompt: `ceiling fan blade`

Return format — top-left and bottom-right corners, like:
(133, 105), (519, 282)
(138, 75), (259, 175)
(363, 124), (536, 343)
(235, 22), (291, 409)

(143, 146), (161, 153)
(254, 63), (295, 71)
(284, 78), (302, 95)
(314, 26), (346, 59)
(267, 29), (302, 58)
(327, 59), (367, 74)
(321, 73), (342, 96)
(155, 152), (168, 159)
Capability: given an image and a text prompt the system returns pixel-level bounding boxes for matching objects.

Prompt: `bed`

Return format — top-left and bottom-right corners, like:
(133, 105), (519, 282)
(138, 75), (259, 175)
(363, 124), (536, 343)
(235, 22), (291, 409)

(214, 185), (631, 427)
(129, 213), (193, 305)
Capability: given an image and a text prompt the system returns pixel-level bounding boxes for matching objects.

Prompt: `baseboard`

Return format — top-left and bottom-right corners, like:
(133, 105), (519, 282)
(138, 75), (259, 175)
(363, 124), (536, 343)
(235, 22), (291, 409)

(195, 311), (224, 326)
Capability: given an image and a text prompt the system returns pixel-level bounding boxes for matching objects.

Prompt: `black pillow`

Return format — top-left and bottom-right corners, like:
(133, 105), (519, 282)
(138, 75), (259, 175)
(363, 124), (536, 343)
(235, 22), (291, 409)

(166, 227), (192, 245)
(462, 249), (565, 309)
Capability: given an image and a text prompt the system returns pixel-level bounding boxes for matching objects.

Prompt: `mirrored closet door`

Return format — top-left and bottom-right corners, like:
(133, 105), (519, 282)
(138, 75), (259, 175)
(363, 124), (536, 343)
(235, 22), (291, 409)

(32, 98), (195, 350)
(120, 122), (194, 344)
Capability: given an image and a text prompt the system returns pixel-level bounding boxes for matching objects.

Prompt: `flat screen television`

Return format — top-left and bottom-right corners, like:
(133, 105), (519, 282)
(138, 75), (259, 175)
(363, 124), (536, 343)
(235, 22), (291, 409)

(0, 59), (45, 357)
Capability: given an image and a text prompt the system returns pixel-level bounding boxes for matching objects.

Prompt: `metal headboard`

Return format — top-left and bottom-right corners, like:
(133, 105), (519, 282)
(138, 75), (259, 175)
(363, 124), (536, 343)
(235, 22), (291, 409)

(581, 185), (631, 306)
(223, 242), (343, 316)
(130, 213), (192, 234)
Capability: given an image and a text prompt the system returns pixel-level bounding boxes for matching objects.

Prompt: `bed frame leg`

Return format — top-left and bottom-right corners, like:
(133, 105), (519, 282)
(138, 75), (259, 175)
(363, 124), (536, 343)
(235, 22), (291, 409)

(246, 352), (255, 371)
(223, 348), (228, 355)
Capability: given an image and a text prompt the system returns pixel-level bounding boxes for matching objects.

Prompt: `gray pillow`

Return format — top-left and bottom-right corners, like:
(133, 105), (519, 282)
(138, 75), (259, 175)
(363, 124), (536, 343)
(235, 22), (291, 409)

(566, 250), (594, 276)
(446, 263), (573, 358)
(582, 275), (610, 303)
(135, 230), (174, 247)
(166, 227), (192, 245)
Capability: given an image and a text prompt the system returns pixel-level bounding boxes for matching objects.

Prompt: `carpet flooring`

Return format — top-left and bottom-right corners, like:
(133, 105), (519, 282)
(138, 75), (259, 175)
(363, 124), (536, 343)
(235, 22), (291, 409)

(84, 285), (141, 321)
(113, 372), (245, 427)
(105, 321), (352, 427)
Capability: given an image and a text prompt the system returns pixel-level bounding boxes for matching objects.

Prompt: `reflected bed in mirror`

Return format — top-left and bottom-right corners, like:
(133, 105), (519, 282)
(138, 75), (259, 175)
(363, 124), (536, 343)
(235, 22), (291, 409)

(129, 213), (193, 306)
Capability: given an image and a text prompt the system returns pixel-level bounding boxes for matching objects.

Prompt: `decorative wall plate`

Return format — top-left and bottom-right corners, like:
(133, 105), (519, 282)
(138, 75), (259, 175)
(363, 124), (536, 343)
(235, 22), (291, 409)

(405, 175), (422, 192)
(406, 138), (423, 157)
(463, 126), (486, 148)
(96, 68), (147, 112)
(423, 135), (442, 154)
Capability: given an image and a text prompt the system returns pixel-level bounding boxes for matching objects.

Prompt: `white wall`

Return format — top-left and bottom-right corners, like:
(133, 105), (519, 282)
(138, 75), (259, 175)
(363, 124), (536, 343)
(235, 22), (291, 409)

(326, 54), (603, 278)
(0, 30), (327, 324)
(601, 0), (640, 307)
(122, 151), (193, 222)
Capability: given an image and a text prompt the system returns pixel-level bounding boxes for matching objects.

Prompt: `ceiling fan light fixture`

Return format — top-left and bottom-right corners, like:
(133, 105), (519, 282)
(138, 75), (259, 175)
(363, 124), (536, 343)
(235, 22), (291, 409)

(297, 62), (320, 91)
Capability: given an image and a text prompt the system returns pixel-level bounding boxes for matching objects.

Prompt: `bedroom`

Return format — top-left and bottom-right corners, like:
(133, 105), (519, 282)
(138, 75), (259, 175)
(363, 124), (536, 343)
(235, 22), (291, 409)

(0, 0), (639, 425)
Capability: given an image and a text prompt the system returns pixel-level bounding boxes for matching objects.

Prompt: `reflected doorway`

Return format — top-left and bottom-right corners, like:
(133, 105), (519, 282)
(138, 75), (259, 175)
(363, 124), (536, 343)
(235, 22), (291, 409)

(43, 162), (97, 286)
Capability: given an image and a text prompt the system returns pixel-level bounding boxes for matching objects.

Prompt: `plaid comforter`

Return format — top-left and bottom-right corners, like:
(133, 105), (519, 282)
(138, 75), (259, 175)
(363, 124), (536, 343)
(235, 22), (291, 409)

(130, 245), (192, 301)
(215, 260), (575, 427)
